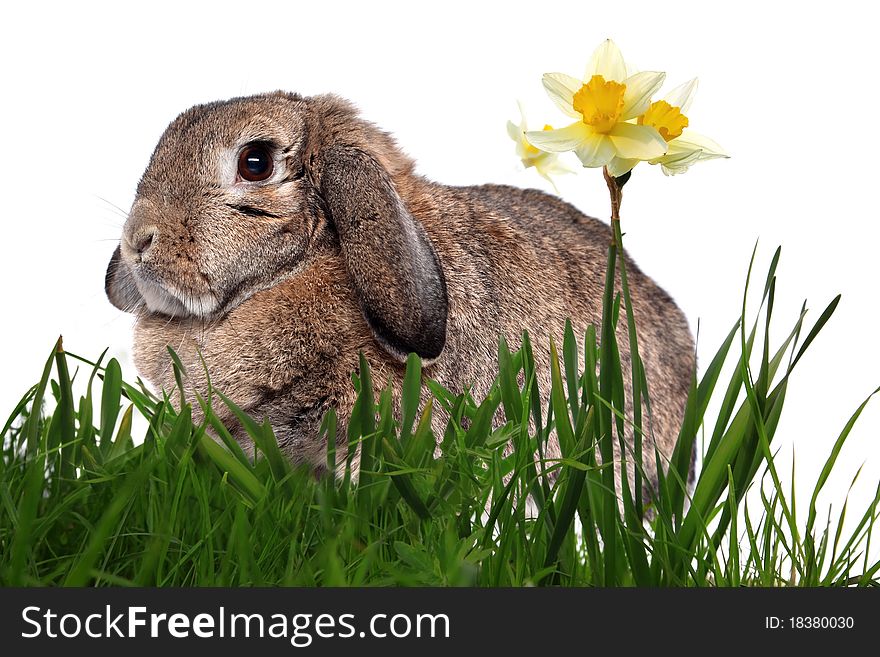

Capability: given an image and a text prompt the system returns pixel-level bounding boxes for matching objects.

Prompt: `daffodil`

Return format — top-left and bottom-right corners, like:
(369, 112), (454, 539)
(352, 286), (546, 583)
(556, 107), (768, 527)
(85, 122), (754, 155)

(526, 39), (668, 169)
(606, 78), (728, 176)
(507, 102), (573, 191)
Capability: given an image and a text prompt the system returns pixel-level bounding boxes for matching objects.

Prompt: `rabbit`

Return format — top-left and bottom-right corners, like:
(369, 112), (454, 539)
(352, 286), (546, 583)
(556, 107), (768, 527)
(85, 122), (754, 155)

(105, 91), (696, 500)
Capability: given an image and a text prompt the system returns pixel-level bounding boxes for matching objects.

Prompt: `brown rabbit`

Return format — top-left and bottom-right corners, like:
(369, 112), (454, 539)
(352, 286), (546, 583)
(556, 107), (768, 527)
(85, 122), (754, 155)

(105, 92), (695, 497)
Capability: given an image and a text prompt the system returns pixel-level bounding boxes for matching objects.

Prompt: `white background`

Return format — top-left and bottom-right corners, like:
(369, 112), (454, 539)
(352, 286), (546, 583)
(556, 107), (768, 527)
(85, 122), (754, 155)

(3, 1), (879, 560)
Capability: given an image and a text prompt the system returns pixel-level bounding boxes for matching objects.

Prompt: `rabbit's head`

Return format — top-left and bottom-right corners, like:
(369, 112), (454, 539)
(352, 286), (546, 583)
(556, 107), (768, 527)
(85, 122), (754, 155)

(106, 93), (448, 361)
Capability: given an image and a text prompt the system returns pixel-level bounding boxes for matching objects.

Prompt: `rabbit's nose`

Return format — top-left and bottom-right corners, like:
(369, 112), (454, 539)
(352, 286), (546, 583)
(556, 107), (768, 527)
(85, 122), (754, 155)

(132, 226), (158, 257)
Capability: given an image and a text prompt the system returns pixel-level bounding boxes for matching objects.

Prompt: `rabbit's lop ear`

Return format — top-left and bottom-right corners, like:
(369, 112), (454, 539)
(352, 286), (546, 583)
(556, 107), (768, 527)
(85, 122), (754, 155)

(320, 146), (448, 363)
(105, 245), (145, 313)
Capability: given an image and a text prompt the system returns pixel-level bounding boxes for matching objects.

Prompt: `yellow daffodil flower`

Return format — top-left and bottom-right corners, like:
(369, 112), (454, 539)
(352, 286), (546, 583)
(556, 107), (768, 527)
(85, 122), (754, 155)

(606, 78), (729, 176)
(507, 102), (573, 191)
(526, 39), (668, 169)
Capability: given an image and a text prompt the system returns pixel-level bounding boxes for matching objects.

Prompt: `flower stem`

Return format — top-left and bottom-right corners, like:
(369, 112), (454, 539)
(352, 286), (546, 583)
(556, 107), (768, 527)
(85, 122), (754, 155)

(598, 168), (621, 582)
(599, 166), (647, 526)
(603, 167), (624, 239)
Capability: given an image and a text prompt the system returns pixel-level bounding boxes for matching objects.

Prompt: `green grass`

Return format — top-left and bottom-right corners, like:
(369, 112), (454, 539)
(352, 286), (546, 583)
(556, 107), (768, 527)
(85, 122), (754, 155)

(1, 247), (878, 586)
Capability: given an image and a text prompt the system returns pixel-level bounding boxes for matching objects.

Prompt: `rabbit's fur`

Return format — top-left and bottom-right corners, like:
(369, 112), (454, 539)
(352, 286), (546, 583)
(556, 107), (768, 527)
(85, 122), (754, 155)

(106, 92), (695, 496)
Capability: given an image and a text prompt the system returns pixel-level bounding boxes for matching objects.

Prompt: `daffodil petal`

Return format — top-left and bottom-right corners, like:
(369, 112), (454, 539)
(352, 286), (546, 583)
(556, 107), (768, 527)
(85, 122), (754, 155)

(507, 120), (522, 142)
(652, 148), (702, 166)
(586, 39), (627, 82)
(542, 73), (582, 118)
(653, 130), (729, 174)
(526, 122), (590, 153)
(605, 157), (639, 177)
(659, 149), (704, 175)
(553, 160), (578, 175)
(607, 122), (668, 160)
(535, 167), (562, 194)
(540, 154), (576, 176)
(574, 134), (614, 168)
(664, 78), (699, 114)
(671, 130), (728, 158)
(620, 71), (666, 120)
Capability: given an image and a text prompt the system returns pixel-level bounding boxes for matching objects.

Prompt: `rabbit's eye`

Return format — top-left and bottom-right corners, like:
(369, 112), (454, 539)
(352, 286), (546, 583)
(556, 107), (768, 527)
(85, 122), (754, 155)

(237, 145), (274, 182)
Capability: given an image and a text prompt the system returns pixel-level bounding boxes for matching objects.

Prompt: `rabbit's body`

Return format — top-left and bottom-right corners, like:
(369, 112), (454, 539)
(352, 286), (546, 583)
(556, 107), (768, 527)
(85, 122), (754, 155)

(107, 92), (694, 495)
